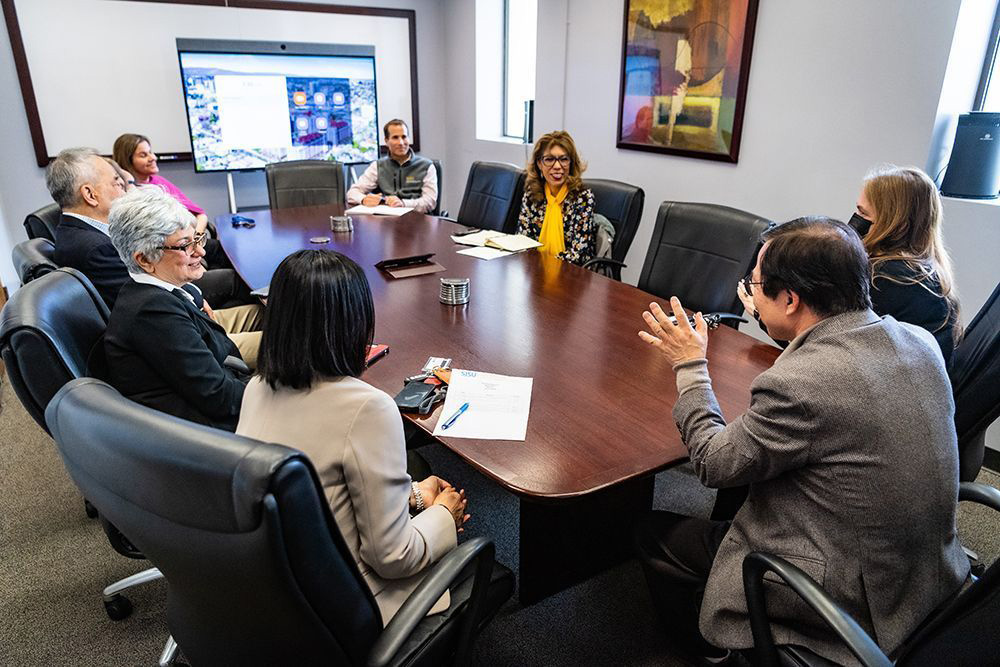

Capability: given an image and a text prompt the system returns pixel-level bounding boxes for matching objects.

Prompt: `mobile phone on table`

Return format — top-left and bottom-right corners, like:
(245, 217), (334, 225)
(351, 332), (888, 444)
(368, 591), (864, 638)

(366, 344), (389, 367)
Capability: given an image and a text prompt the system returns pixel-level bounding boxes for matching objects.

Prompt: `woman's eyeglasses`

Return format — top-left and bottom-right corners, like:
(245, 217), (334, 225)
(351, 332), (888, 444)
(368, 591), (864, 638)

(539, 155), (571, 167)
(741, 274), (764, 295)
(160, 233), (208, 256)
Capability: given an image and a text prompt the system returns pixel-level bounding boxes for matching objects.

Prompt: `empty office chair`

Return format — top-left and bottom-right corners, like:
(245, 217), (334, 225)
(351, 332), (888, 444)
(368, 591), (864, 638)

(637, 202), (772, 321)
(23, 202), (61, 242)
(581, 178), (645, 280)
(741, 482), (1000, 667)
(46, 378), (515, 666)
(950, 280), (1000, 482)
(265, 159), (346, 209)
(12, 237), (58, 285)
(454, 161), (525, 233)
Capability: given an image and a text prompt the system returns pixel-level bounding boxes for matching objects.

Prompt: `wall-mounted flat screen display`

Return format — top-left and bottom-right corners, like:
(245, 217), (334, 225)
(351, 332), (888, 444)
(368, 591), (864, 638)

(177, 41), (378, 172)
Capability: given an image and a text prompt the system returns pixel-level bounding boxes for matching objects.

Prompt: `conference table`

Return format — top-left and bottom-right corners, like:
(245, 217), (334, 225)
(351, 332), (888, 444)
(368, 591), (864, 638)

(216, 205), (780, 603)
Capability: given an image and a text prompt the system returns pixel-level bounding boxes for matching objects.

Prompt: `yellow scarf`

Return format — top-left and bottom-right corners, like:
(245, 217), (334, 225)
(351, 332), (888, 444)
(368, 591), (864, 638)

(538, 184), (568, 257)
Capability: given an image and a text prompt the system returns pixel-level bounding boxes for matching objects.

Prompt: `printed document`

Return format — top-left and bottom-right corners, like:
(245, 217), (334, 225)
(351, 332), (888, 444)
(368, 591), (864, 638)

(456, 246), (512, 261)
(345, 204), (414, 216)
(432, 370), (533, 440)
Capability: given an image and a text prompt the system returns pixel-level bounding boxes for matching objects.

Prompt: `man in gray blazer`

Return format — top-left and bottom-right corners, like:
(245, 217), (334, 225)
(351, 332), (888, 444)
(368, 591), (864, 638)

(635, 217), (969, 664)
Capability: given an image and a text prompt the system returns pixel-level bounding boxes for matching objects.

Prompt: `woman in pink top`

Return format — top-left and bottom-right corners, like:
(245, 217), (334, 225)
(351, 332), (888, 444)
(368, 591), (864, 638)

(113, 133), (241, 281)
(113, 133), (210, 234)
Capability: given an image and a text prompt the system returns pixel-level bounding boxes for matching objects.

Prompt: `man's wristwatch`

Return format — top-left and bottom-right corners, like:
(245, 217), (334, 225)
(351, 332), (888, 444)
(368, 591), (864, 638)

(379, 195), (386, 205)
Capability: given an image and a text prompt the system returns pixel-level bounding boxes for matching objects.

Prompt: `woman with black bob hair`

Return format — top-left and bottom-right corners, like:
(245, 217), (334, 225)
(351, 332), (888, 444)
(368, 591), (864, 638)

(237, 249), (468, 625)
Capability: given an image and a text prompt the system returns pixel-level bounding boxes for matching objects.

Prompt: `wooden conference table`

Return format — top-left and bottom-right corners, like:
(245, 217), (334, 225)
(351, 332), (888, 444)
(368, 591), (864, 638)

(216, 205), (780, 603)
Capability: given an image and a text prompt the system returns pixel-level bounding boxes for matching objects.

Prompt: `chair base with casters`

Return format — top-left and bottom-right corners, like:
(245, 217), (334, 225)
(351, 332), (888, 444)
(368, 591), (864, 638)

(741, 482), (1000, 667)
(103, 567), (164, 620)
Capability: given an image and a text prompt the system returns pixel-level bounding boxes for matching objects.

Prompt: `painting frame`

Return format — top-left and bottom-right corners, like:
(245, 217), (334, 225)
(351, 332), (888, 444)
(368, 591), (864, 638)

(616, 0), (760, 163)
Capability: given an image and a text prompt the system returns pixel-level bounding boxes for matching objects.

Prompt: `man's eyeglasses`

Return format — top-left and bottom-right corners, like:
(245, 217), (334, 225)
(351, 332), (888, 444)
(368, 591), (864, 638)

(741, 274), (764, 295)
(160, 233), (208, 256)
(539, 155), (571, 167)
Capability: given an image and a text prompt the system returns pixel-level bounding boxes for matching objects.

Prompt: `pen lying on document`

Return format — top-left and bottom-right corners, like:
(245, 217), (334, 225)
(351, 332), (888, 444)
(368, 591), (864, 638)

(441, 402), (470, 430)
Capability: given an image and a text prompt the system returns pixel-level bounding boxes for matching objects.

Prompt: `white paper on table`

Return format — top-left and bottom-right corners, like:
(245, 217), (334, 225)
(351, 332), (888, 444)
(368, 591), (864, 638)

(456, 246), (513, 261)
(450, 230), (505, 246)
(432, 370), (533, 440)
(345, 204), (414, 216)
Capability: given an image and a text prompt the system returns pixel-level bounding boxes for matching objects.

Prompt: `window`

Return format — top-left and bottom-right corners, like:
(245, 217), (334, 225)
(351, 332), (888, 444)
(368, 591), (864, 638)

(502, 0), (537, 140)
(975, 2), (1000, 111)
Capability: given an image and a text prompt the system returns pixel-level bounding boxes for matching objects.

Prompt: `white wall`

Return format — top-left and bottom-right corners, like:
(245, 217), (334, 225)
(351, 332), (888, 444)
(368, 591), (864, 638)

(0, 0), (447, 290)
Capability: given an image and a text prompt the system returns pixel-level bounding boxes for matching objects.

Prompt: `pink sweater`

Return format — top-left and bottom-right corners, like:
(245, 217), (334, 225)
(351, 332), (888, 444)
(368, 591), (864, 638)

(142, 174), (205, 216)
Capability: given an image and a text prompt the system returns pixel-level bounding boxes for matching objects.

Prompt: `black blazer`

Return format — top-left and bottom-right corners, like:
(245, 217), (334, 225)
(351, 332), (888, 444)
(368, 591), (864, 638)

(105, 281), (246, 431)
(53, 214), (129, 310)
(871, 259), (957, 366)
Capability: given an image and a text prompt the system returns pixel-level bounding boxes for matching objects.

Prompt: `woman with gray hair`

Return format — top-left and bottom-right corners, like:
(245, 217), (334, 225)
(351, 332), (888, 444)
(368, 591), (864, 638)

(103, 187), (252, 430)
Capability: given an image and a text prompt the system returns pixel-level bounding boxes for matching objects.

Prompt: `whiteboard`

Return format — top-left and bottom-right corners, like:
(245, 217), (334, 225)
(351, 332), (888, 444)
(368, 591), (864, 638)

(7, 0), (419, 166)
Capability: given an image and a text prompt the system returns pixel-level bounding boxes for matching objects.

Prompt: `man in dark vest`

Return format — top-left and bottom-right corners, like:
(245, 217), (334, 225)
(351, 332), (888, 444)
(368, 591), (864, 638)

(346, 119), (438, 213)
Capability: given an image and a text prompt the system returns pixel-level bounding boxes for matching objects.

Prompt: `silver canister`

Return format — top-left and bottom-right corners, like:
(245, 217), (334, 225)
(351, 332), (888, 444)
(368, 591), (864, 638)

(329, 215), (354, 232)
(439, 277), (470, 305)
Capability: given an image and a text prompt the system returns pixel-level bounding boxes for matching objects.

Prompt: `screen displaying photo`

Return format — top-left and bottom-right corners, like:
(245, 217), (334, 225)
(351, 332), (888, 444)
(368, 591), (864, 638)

(178, 51), (378, 171)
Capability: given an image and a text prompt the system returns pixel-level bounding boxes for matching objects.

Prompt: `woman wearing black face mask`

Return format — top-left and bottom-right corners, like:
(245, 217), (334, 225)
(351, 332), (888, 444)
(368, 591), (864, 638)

(853, 165), (961, 366)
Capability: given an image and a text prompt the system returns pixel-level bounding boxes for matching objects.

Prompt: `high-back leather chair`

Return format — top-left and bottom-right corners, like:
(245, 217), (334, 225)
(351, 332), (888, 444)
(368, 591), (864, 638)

(23, 203), (61, 242)
(455, 161), (525, 233)
(950, 281), (1000, 482)
(584, 178), (644, 264)
(0, 267), (109, 431)
(638, 202), (772, 319)
(12, 237), (58, 285)
(46, 378), (514, 666)
(265, 159), (346, 209)
(430, 158), (444, 216)
(581, 178), (645, 280)
(741, 482), (1000, 667)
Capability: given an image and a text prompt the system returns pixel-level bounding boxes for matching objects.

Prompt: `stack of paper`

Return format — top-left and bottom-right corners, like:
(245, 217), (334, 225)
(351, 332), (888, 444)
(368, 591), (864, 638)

(345, 204), (414, 216)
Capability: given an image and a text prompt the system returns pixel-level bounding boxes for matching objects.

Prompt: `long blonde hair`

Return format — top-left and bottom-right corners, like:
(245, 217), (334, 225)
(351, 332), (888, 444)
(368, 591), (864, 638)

(524, 131), (587, 203)
(862, 164), (960, 331)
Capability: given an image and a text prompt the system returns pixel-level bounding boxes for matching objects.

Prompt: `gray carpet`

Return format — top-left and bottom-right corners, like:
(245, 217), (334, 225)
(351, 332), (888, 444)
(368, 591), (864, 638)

(1, 375), (998, 666)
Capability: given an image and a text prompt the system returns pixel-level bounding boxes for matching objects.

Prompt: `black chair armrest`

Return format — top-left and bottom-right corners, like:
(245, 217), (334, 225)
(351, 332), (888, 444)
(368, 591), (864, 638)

(367, 537), (496, 667)
(438, 215), (458, 223)
(742, 552), (891, 667)
(582, 258), (626, 281)
(959, 481), (1000, 511)
(223, 356), (251, 376)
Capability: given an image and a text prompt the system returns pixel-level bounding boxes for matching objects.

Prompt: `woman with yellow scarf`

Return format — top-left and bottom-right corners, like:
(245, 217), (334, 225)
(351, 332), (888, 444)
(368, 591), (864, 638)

(516, 131), (595, 265)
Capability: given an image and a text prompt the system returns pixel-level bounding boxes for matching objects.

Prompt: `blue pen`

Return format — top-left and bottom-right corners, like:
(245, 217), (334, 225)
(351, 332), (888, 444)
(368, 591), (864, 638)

(441, 402), (470, 430)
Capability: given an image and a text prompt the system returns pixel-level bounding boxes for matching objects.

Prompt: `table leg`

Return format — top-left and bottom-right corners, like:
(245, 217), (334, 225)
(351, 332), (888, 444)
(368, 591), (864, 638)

(518, 475), (654, 604)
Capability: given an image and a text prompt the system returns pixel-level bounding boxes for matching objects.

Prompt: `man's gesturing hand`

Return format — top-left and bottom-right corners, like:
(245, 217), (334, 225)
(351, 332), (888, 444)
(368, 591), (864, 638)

(638, 296), (709, 366)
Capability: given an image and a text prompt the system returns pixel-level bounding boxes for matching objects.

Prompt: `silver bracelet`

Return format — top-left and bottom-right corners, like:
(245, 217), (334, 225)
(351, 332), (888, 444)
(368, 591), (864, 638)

(411, 482), (425, 513)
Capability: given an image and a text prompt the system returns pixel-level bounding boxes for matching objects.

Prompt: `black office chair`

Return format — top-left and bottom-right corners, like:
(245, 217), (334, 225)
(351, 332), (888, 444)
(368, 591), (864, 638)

(0, 267), (163, 615)
(46, 378), (515, 666)
(430, 158), (444, 216)
(453, 161), (525, 233)
(265, 159), (346, 209)
(741, 482), (1000, 667)
(950, 280), (1000, 482)
(12, 237), (58, 284)
(637, 201), (772, 323)
(581, 178), (645, 280)
(23, 202), (61, 242)
(0, 267), (108, 430)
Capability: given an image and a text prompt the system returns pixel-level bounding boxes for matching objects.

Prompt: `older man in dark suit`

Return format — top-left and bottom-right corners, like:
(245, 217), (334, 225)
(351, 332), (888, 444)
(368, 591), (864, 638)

(46, 147), (250, 311)
(635, 217), (969, 664)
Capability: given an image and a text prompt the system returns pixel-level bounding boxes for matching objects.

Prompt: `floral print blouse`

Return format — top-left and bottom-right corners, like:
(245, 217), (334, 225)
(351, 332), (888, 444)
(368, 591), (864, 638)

(516, 188), (596, 265)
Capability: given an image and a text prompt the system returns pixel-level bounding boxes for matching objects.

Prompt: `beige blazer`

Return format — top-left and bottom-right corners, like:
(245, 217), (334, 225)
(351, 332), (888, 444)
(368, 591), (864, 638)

(237, 375), (457, 625)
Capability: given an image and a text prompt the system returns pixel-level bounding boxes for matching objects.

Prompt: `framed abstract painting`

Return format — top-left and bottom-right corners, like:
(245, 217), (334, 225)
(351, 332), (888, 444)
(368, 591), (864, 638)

(617, 0), (760, 163)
